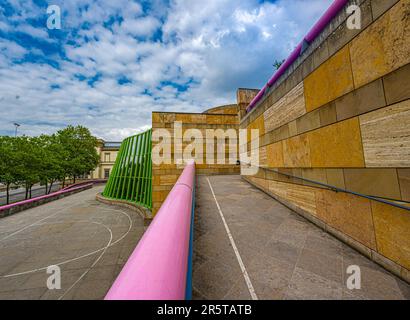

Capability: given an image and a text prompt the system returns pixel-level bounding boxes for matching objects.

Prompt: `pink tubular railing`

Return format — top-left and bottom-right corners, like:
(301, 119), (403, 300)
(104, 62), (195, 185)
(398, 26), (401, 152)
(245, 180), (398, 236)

(105, 161), (196, 300)
(246, 0), (349, 113)
(60, 179), (107, 191)
(0, 183), (93, 213)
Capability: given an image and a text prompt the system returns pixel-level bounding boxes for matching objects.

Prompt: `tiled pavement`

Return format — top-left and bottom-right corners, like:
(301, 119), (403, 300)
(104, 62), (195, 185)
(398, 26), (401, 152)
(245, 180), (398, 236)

(0, 185), (146, 300)
(193, 175), (410, 300)
(2, 177), (409, 300)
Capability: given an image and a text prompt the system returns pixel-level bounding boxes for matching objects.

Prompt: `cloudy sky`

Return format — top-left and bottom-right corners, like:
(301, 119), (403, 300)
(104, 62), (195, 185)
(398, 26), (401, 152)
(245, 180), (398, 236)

(0, 0), (332, 141)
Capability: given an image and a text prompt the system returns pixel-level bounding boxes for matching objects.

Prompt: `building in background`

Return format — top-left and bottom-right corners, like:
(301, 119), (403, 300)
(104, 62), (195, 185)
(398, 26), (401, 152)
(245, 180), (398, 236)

(89, 140), (121, 179)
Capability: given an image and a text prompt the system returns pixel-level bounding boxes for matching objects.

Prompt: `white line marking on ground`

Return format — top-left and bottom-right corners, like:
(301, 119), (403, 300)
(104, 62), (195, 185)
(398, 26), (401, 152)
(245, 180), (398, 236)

(2, 208), (133, 278)
(0, 202), (78, 243)
(206, 178), (258, 300)
(58, 221), (113, 300)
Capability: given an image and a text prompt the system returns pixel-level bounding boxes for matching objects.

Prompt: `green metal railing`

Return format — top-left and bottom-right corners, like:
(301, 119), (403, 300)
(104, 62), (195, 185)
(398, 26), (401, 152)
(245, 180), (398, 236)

(103, 129), (152, 209)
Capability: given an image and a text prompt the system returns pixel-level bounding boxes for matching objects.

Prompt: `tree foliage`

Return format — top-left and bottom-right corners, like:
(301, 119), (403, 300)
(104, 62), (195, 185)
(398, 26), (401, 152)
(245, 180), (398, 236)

(57, 126), (100, 184)
(0, 125), (99, 204)
(273, 59), (285, 70)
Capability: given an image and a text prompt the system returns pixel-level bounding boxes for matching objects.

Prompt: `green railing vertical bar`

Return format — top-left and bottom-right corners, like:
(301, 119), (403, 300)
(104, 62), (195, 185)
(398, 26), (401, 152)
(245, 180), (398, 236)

(120, 138), (132, 200)
(113, 139), (124, 199)
(102, 129), (152, 209)
(135, 131), (147, 204)
(140, 131), (149, 203)
(142, 130), (151, 205)
(133, 134), (143, 203)
(148, 131), (152, 207)
(133, 134), (141, 202)
(126, 135), (138, 201)
(119, 137), (132, 199)
(112, 138), (124, 199)
(141, 131), (149, 204)
(124, 136), (135, 200)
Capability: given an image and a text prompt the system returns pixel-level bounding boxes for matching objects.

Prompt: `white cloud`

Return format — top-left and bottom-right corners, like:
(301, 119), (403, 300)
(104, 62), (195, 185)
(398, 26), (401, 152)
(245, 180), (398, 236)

(0, 38), (27, 60)
(15, 24), (50, 39)
(119, 16), (161, 37)
(0, 0), (333, 140)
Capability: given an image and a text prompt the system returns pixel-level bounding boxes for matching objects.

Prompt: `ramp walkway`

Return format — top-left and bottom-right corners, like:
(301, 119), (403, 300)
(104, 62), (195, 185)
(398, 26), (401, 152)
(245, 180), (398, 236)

(192, 175), (410, 300)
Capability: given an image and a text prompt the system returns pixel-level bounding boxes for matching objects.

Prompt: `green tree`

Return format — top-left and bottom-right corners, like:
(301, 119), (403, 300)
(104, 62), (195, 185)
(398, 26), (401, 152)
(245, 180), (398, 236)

(36, 134), (66, 194)
(14, 136), (42, 199)
(0, 125), (99, 204)
(273, 59), (285, 70)
(0, 136), (18, 204)
(56, 125), (99, 185)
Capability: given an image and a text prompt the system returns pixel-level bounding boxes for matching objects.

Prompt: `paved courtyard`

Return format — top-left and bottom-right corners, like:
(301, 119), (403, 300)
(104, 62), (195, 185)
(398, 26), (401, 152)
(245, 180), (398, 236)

(0, 185), (146, 300)
(193, 175), (410, 300)
(1, 177), (409, 300)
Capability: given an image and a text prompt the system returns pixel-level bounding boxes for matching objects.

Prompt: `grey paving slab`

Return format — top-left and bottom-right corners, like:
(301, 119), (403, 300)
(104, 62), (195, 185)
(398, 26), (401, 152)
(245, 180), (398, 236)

(193, 175), (410, 300)
(0, 185), (146, 300)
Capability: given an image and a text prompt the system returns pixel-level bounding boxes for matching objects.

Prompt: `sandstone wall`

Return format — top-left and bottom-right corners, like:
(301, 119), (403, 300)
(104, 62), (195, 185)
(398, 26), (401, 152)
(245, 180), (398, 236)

(152, 111), (240, 214)
(240, 0), (410, 281)
(204, 104), (239, 115)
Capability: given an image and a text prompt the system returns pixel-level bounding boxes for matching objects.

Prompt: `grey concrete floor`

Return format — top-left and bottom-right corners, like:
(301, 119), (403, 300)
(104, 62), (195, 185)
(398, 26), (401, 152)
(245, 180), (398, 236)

(193, 175), (410, 300)
(0, 185), (146, 300)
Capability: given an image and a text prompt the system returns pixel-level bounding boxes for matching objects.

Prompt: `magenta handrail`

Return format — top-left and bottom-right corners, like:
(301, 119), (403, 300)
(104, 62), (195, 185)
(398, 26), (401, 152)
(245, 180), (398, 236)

(246, 0), (349, 113)
(61, 179), (107, 191)
(0, 183), (93, 212)
(105, 161), (195, 300)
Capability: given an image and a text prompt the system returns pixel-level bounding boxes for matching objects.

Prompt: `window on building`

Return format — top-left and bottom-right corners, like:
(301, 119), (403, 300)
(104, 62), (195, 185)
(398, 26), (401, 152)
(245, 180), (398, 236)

(104, 169), (110, 179)
(104, 153), (111, 162)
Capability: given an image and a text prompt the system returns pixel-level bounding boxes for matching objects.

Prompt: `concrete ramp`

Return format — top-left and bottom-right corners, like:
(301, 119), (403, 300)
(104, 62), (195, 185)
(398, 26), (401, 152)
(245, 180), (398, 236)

(193, 175), (410, 300)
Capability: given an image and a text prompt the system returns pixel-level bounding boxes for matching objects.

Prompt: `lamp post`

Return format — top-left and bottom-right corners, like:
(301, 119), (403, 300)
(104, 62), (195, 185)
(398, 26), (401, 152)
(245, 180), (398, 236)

(13, 123), (20, 137)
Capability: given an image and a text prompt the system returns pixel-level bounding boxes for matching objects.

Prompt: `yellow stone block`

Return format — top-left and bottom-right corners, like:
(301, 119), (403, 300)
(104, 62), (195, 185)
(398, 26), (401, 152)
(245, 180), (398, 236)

(152, 175), (160, 186)
(282, 134), (311, 168)
(301, 168), (327, 187)
(371, 201), (410, 270)
(304, 45), (354, 112)
(152, 163), (178, 170)
(159, 175), (178, 185)
(152, 112), (162, 123)
(267, 142), (284, 168)
(309, 117), (365, 168)
(326, 169), (346, 189)
(252, 115), (265, 135)
(316, 189), (377, 249)
(152, 190), (169, 202)
(152, 113), (176, 124)
(246, 115), (265, 142)
(206, 114), (223, 125)
(176, 113), (207, 123)
(222, 116), (239, 125)
(252, 177), (269, 190)
(350, 1), (410, 88)
(288, 120), (298, 137)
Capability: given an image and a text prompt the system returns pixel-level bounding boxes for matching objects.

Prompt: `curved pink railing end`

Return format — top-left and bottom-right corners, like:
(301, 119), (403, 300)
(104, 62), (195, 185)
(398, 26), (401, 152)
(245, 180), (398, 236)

(105, 161), (195, 300)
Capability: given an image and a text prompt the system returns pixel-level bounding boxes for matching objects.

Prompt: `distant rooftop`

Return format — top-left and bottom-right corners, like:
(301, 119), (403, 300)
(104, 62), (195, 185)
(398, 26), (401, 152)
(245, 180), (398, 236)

(103, 141), (121, 149)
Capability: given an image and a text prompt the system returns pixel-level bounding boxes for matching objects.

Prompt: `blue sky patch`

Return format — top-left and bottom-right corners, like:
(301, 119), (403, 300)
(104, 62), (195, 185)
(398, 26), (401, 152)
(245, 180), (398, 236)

(0, 0), (332, 140)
